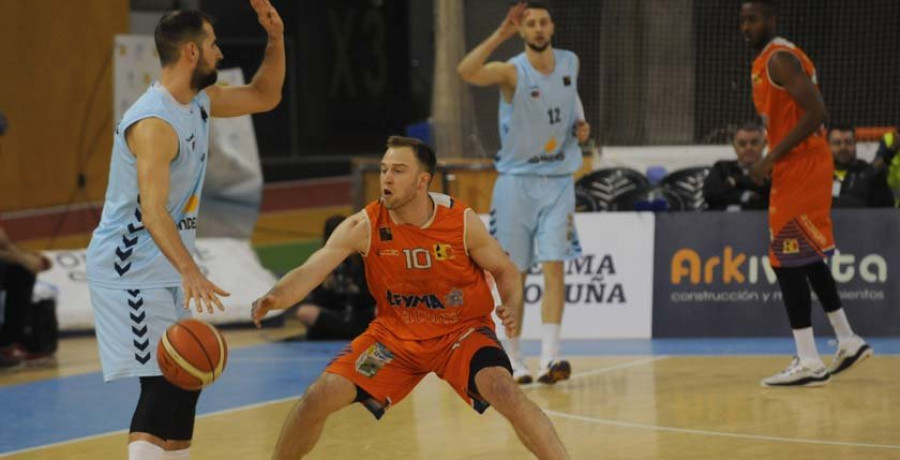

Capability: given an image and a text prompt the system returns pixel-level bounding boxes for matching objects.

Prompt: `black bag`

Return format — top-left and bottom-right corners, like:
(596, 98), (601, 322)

(22, 298), (58, 355)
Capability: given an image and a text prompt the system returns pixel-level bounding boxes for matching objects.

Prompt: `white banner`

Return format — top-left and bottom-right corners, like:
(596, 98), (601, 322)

(484, 213), (656, 339)
(37, 238), (279, 331)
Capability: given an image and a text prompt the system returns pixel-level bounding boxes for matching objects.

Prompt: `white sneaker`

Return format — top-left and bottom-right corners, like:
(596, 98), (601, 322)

(537, 360), (571, 385)
(511, 360), (533, 384)
(761, 357), (830, 387)
(828, 336), (873, 376)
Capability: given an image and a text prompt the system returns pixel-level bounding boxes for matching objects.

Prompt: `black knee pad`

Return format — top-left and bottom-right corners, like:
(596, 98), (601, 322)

(774, 266), (812, 329)
(130, 376), (201, 440)
(468, 346), (513, 399)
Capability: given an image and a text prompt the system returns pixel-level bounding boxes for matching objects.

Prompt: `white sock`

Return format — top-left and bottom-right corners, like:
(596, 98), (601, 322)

(792, 327), (821, 366)
(827, 308), (855, 342)
(164, 448), (190, 459)
(540, 323), (561, 369)
(504, 337), (522, 363)
(129, 441), (165, 460)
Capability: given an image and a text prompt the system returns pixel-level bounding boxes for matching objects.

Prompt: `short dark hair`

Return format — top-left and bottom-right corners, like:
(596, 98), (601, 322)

(386, 135), (436, 178)
(154, 10), (213, 67)
(827, 123), (855, 139)
(744, 0), (777, 17)
(523, 1), (552, 17)
(736, 120), (765, 135)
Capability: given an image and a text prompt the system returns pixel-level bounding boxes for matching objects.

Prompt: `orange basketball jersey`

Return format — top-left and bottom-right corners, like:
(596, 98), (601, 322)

(362, 193), (495, 340)
(751, 37), (829, 158)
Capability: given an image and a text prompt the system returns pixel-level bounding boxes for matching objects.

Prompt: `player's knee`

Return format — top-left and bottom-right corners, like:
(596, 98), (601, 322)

(131, 377), (200, 440)
(541, 261), (565, 281)
(476, 367), (521, 409)
(295, 304), (321, 326)
(301, 374), (354, 417)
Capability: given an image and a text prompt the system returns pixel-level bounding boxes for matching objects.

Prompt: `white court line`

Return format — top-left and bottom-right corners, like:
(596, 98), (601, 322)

(544, 409), (900, 450)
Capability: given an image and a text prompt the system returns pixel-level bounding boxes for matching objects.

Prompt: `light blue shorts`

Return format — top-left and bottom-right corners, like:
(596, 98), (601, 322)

(489, 174), (582, 271)
(89, 284), (190, 382)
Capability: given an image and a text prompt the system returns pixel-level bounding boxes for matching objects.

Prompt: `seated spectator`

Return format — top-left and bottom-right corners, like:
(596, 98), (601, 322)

(293, 216), (375, 340)
(0, 225), (52, 368)
(827, 124), (894, 208)
(703, 121), (770, 211)
(872, 129), (900, 206)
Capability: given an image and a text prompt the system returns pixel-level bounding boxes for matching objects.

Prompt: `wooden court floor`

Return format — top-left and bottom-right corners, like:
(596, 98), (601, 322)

(1, 331), (898, 459)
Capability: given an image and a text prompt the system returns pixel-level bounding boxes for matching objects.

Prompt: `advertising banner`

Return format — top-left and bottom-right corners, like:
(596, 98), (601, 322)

(653, 210), (900, 336)
(38, 238), (278, 331)
(484, 213), (656, 339)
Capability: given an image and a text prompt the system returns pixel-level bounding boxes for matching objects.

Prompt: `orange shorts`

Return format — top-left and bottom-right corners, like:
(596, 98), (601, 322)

(325, 320), (511, 419)
(768, 147), (835, 268)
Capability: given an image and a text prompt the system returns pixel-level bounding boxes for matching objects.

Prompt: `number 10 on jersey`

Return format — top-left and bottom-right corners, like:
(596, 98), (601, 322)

(403, 248), (433, 270)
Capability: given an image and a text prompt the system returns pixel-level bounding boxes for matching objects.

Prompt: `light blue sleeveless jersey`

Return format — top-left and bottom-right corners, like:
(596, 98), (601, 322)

(496, 49), (582, 175)
(87, 83), (210, 288)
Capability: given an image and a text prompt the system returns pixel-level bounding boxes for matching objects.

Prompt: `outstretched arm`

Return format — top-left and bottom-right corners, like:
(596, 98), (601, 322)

(252, 211), (371, 326)
(130, 118), (230, 313)
(464, 210), (521, 336)
(206, 0), (285, 117)
(456, 3), (524, 92)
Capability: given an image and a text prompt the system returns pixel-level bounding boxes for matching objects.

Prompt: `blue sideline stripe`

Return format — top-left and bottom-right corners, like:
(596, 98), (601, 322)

(0, 342), (345, 454)
(1, 337), (898, 453)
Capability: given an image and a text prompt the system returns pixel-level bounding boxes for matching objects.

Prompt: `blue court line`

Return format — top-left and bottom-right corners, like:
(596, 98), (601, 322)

(0, 342), (346, 454)
(1, 337), (898, 454)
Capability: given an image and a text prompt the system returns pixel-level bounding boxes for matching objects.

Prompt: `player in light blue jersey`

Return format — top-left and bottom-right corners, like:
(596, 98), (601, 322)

(86, 2), (284, 458)
(459, 2), (590, 386)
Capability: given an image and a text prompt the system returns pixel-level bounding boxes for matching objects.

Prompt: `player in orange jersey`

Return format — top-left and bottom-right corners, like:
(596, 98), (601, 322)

(251, 136), (569, 459)
(741, 0), (871, 387)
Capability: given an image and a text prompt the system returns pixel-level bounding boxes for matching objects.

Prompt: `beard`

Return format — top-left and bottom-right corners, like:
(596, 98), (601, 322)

(190, 64), (218, 91)
(526, 40), (550, 53)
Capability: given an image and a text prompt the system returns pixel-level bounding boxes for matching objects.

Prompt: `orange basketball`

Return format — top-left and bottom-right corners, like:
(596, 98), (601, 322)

(157, 318), (228, 390)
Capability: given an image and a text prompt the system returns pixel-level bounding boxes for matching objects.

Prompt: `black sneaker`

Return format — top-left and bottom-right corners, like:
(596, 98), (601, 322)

(537, 360), (571, 385)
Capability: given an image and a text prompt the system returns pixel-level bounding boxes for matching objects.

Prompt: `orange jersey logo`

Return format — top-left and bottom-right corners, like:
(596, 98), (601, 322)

(363, 193), (495, 340)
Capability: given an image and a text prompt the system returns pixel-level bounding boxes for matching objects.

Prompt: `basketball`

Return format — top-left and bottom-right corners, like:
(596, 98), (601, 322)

(157, 319), (228, 391)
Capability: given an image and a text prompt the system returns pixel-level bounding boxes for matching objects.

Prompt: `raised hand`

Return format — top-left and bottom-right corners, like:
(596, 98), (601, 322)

(497, 2), (529, 40)
(250, 0), (284, 39)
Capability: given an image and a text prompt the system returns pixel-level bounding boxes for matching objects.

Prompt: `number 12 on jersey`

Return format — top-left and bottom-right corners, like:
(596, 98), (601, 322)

(547, 107), (561, 125)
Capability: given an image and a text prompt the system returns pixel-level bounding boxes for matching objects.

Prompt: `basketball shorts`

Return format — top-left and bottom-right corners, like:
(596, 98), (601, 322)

(768, 148), (836, 268)
(325, 321), (511, 419)
(89, 284), (190, 382)
(490, 174), (583, 271)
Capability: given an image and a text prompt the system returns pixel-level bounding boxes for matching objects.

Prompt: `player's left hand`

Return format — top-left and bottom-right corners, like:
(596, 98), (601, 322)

(494, 304), (517, 337)
(250, 0), (283, 39)
(575, 120), (590, 143)
(250, 293), (280, 328)
(750, 157), (774, 185)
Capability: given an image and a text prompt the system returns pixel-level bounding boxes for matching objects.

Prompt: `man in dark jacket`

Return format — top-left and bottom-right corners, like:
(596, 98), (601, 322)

(827, 124), (894, 208)
(703, 121), (771, 211)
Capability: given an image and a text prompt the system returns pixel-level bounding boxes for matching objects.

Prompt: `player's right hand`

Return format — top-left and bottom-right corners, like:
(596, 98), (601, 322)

(182, 268), (230, 314)
(497, 2), (528, 40)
